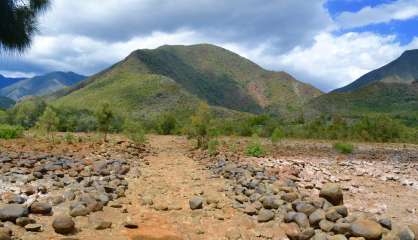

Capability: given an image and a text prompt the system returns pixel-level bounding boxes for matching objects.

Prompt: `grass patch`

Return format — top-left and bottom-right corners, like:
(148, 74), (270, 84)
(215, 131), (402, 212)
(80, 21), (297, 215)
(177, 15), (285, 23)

(245, 135), (265, 157)
(334, 142), (354, 154)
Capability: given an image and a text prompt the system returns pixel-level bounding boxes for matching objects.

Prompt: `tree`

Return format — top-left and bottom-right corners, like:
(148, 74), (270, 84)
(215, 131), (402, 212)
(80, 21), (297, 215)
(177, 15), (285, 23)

(190, 102), (211, 149)
(95, 103), (114, 142)
(36, 106), (59, 140)
(1, 0), (50, 52)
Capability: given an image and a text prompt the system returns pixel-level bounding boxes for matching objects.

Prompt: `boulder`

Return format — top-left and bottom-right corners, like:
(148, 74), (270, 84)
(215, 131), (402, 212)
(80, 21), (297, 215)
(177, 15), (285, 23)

(189, 197), (203, 210)
(257, 209), (275, 222)
(0, 204), (28, 221)
(52, 215), (75, 234)
(351, 219), (383, 240)
(30, 202), (52, 215)
(319, 184), (343, 206)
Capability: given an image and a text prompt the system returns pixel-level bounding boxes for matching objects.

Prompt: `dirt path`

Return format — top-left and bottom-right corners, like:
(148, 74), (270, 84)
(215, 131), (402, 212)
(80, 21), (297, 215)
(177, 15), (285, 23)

(121, 135), (262, 240)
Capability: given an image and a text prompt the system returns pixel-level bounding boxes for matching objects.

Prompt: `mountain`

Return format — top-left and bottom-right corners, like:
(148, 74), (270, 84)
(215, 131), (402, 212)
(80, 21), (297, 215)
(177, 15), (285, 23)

(307, 50), (418, 125)
(0, 96), (15, 109)
(0, 71), (86, 101)
(53, 44), (322, 119)
(0, 75), (25, 89)
(334, 49), (418, 93)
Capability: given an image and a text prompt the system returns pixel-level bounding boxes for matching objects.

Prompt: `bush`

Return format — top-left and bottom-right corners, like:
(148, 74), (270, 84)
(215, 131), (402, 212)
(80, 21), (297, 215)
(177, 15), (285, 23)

(0, 124), (24, 139)
(334, 142), (354, 154)
(157, 114), (177, 135)
(123, 120), (146, 144)
(62, 132), (76, 144)
(245, 135), (265, 157)
(271, 127), (285, 144)
(207, 139), (219, 156)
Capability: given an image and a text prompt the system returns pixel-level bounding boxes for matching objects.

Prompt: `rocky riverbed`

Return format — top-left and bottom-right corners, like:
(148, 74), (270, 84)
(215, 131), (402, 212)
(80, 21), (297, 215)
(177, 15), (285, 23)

(190, 139), (418, 240)
(0, 137), (149, 239)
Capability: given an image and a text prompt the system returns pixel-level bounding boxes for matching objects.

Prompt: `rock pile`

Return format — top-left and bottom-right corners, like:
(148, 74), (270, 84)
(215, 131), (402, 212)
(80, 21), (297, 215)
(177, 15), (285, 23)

(0, 141), (146, 238)
(207, 158), (418, 240)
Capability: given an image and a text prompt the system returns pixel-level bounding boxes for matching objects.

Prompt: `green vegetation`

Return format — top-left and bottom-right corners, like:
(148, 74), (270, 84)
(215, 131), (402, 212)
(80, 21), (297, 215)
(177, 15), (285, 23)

(245, 135), (266, 157)
(0, 124), (23, 139)
(271, 127), (285, 144)
(95, 103), (114, 141)
(123, 119), (146, 144)
(207, 139), (220, 156)
(334, 143), (354, 154)
(157, 114), (177, 135)
(36, 106), (60, 139)
(188, 103), (212, 149)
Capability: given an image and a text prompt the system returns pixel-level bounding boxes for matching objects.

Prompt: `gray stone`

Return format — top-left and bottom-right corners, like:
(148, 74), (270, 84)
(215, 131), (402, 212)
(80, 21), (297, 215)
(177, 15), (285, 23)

(189, 197), (203, 210)
(30, 202), (52, 215)
(257, 209), (275, 222)
(351, 219), (383, 240)
(0, 204), (28, 221)
(25, 223), (42, 232)
(309, 209), (326, 226)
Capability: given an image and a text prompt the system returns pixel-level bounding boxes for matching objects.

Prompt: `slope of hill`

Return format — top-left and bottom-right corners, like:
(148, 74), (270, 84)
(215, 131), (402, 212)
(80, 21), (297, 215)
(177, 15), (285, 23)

(334, 49), (418, 93)
(0, 96), (15, 109)
(0, 71), (86, 101)
(0, 75), (25, 89)
(307, 50), (418, 125)
(53, 44), (322, 119)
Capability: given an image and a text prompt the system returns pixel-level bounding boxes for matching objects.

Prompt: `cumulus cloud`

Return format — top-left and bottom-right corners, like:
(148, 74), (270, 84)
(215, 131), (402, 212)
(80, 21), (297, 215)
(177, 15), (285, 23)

(38, 0), (331, 53)
(336, 0), (418, 29)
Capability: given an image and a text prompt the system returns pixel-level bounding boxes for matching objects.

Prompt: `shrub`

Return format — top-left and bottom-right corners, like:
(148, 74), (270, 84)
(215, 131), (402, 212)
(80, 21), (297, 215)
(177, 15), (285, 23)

(207, 139), (219, 156)
(271, 127), (285, 144)
(245, 135), (265, 157)
(95, 103), (114, 141)
(123, 120), (146, 144)
(157, 114), (177, 135)
(36, 106), (60, 136)
(0, 124), (24, 139)
(334, 142), (354, 154)
(62, 132), (76, 144)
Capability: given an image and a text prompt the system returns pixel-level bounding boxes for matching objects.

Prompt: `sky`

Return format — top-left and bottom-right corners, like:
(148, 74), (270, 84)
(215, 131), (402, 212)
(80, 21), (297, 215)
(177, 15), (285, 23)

(1, 0), (418, 92)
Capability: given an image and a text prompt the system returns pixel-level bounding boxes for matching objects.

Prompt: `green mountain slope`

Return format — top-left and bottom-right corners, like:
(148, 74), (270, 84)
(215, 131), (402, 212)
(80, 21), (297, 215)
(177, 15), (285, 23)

(0, 71), (86, 101)
(334, 49), (418, 93)
(53, 44), (322, 119)
(307, 50), (418, 125)
(0, 96), (15, 109)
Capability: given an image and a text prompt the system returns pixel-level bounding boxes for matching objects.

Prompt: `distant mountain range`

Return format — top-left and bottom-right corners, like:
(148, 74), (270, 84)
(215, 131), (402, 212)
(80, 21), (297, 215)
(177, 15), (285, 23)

(0, 75), (25, 89)
(52, 44), (322, 119)
(307, 49), (418, 124)
(0, 71), (86, 101)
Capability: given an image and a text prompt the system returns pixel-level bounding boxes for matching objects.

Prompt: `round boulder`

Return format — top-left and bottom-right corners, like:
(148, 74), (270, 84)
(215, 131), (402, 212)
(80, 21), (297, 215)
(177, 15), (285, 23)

(319, 184), (343, 206)
(0, 204), (28, 221)
(52, 215), (75, 234)
(351, 219), (383, 240)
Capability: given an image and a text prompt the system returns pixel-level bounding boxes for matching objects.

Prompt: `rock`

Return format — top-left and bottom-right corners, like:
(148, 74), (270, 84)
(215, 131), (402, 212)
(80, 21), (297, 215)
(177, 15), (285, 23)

(320, 219), (335, 232)
(309, 209), (326, 226)
(89, 217), (112, 230)
(328, 234), (348, 240)
(282, 192), (299, 202)
(52, 215), (75, 234)
(257, 209), (275, 222)
(70, 205), (90, 217)
(283, 222), (301, 240)
(25, 223), (42, 232)
(299, 228), (315, 240)
(379, 219), (392, 230)
(30, 202), (52, 215)
(319, 184), (343, 206)
(16, 217), (36, 227)
(351, 219), (383, 240)
(225, 228), (242, 240)
(313, 232), (328, 240)
(189, 197), (203, 210)
(333, 223), (351, 235)
(398, 227), (415, 240)
(123, 221), (138, 229)
(408, 225), (418, 240)
(326, 208), (343, 222)
(261, 196), (281, 209)
(0, 204), (28, 221)
(295, 202), (316, 216)
(1, 192), (25, 204)
(294, 213), (310, 229)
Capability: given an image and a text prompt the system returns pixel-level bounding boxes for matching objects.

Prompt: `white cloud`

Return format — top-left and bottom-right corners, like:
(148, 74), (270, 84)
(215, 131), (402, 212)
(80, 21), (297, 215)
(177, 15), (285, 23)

(337, 0), (418, 29)
(231, 31), (418, 92)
